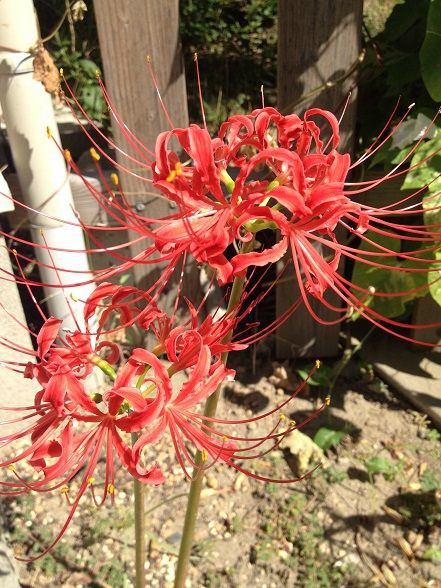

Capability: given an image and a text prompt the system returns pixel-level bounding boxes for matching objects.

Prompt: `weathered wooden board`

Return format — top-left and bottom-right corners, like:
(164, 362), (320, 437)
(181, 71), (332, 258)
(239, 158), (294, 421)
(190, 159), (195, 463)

(276, 0), (363, 358)
(93, 0), (199, 303)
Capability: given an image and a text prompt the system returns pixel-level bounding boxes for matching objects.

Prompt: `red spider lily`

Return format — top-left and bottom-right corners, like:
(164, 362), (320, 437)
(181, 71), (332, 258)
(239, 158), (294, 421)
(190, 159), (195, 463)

(2, 69), (440, 345)
(0, 343), (168, 560)
(132, 352), (328, 484)
(83, 280), (248, 367)
(129, 348), (328, 484)
(11, 72), (438, 345)
(147, 109), (353, 286)
(131, 346), (236, 480)
(149, 105), (441, 348)
(0, 330), (326, 560)
(2, 305), (120, 401)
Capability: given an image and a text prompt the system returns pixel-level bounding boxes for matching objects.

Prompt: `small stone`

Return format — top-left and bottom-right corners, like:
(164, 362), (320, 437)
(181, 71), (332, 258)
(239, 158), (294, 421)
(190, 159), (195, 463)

(234, 472), (249, 491)
(166, 532), (181, 545)
(280, 429), (327, 476)
(206, 474), (218, 489)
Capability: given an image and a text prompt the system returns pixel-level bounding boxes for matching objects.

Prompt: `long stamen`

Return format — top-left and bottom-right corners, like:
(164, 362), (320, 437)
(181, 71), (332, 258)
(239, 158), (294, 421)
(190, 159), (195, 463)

(194, 53), (207, 131)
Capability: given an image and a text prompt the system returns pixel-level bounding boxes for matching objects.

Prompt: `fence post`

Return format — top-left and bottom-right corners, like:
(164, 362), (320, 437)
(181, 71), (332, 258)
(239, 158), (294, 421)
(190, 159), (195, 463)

(276, 0), (363, 358)
(93, 1), (198, 301)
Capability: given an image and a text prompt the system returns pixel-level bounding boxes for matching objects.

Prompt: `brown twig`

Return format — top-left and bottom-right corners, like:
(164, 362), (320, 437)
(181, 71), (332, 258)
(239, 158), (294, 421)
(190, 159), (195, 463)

(354, 532), (390, 587)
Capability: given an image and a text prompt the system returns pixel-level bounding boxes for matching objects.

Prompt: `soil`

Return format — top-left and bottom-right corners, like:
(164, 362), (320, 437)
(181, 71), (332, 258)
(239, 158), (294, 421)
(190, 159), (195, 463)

(1, 354), (440, 588)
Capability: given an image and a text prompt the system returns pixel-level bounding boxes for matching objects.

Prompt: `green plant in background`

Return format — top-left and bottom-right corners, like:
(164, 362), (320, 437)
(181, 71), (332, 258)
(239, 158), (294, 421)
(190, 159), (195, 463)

(35, 0), (107, 125)
(351, 0), (441, 318)
(365, 456), (402, 483)
(180, 0), (277, 129)
(36, 1), (278, 131)
(52, 33), (106, 123)
(296, 361), (333, 387)
(313, 427), (348, 452)
(422, 545), (441, 562)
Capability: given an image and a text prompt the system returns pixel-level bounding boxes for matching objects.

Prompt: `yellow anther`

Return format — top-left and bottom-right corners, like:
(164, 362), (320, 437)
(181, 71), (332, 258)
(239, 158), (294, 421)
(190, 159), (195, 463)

(89, 147), (100, 161)
(95, 69), (100, 79)
(193, 52), (198, 61)
(110, 172), (119, 186)
(201, 449), (208, 462)
(7, 464), (16, 473)
(325, 395), (331, 406)
(315, 359), (321, 369)
(11, 249), (17, 256)
(289, 420), (297, 427)
(146, 55), (151, 63)
(87, 476), (95, 485)
(60, 485), (69, 494)
(64, 149), (72, 162)
(107, 483), (115, 494)
(46, 126), (52, 139)
(280, 414), (286, 421)
(166, 161), (183, 183)
(59, 68), (64, 78)
(166, 170), (177, 183)
(70, 292), (78, 302)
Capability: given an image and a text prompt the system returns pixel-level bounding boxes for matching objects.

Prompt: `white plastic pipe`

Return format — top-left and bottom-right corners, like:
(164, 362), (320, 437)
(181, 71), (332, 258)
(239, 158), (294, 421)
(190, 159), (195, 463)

(0, 0), (94, 330)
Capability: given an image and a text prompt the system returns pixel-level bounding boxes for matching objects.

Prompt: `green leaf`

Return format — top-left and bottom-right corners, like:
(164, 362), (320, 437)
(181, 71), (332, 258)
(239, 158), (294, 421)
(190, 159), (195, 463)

(296, 362), (332, 387)
(423, 545), (441, 562)
(78, 58), (101, 78)
(420, 0), (441, 100)
(387, 53), (421, 89)
(420, 467), (441, 492)
(80, 85), (106, 120)
(365, 456), (397, 482)
(391, 112), (438, 150)
(401, 137), (441, 194)
(350, 231), (429, 318)
(383, 0), (427, 42)
(313, 427), (346, 452)
(428, 268), (441, 306)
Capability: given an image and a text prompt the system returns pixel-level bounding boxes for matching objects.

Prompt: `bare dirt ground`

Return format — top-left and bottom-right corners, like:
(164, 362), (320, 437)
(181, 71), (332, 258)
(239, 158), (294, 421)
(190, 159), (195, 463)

(1, 354), (440, 588)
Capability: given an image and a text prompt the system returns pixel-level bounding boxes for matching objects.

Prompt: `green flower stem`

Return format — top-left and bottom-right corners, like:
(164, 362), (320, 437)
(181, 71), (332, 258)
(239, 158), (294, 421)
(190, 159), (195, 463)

(88, 353), (117, 380)
(132, 432), (146, 588)
(173, 246), (252, 588)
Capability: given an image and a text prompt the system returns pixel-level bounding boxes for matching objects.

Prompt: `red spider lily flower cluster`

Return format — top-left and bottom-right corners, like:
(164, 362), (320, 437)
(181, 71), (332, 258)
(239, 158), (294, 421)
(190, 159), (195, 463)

(25, 72), (438, 345)
(1, 63), (441, 559)
(0, 280), (325, 559)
